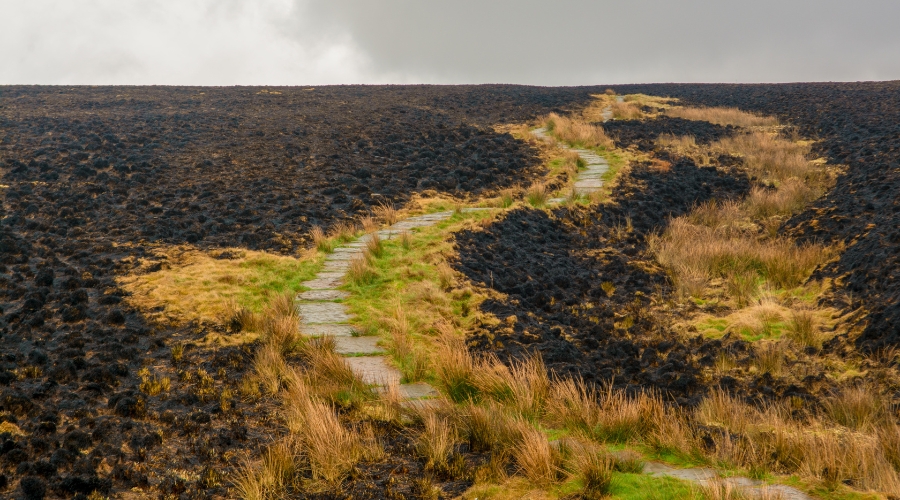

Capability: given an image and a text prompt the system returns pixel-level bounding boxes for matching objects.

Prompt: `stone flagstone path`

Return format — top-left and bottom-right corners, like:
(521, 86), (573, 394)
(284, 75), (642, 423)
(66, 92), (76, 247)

(532, 127), (611, 203)
(296, 208), (488, 400)
(293, 104), (814, 498)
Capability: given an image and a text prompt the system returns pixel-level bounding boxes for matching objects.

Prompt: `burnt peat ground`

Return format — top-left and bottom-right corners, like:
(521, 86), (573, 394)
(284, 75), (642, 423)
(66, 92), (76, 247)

(601, 115), (736, 152)
(454, 157), (763, 406)
(0, 85), (603, 498)
(612, 82), (900, 352)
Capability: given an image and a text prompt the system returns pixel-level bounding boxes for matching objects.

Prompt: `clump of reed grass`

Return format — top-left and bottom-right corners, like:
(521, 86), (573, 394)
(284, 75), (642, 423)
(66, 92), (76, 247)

(499, 187), (517, 208)
(785, 309), (823, 349)
(712, 131), (813, 183)
(360, 216), (378, 233)
(416, 410), (458, 473)
(375, 202), (399, 225)
(650, 218), (833, 292)
(753, 341), (785, 376)
(330, 221), (357, 243)
(433, 328), (478, 403)
(399, 230), (413, 250)
(526, 183), (548, 208)
(656, 133), (698, 155)
(745, 180), (819, 218)
(365, 232), (384, 258)
(822, 385), (886, 431)
(574, 447), (614, 499)
(310, 225), (333, 253)
(514, 424), (561, 486)
(347, 253), (377, 285)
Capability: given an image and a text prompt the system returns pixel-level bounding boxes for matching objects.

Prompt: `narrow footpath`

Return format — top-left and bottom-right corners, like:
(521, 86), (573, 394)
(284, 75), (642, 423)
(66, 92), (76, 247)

(293, 103), (814, 498)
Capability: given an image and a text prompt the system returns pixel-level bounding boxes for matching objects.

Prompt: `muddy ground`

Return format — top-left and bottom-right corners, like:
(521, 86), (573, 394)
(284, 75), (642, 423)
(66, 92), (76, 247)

(0, 85), (604, 499)
(611, 82), (900, 352)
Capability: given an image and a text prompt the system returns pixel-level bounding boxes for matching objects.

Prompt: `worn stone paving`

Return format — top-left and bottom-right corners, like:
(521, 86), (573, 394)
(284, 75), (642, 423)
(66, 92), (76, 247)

(532, 127), (611, 202)
(291, 104), (815, 498)
(296, 209), (489, 400)
(641, 461), (812, 500)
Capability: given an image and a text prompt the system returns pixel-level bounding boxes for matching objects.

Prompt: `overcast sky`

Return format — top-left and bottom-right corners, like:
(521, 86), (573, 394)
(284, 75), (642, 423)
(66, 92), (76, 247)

(2, 0), (899, 86)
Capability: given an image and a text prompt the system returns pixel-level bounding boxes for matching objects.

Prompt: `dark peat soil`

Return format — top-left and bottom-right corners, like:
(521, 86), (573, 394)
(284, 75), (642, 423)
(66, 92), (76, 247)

(600, 115), (736, 152)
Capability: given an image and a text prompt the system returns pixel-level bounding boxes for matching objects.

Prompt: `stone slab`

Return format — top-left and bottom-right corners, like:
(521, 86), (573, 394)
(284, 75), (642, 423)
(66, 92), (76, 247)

(399, 382), (439, 399)
(301, 324), (355, 337)
(314, 271), (345, 280)
(323, 260), (351, 271)
(334, 336), (385, 355)
(574, 179), (604, 189)
(325, 252), (361, 261)
(345, 356), (402, 385)
(301, 276), (344, 289)
(333, 247), (364, 254)
(389, 220), (435, 230)
(297, 289), (348, 301)
(298, 302), (352, 323)
(547, 197), (567, 204)
(643, 462), (812, 500)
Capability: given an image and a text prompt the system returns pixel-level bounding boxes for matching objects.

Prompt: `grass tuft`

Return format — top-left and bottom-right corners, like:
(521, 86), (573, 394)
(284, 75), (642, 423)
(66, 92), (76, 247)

(525, 182), (548, 208)
(311, 225), (333, 253)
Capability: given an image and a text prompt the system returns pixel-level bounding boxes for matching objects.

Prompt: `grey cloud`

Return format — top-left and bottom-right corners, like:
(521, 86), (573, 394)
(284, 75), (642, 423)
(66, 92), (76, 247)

(1, 0), (898, 85)
(301, 0), (900, 84)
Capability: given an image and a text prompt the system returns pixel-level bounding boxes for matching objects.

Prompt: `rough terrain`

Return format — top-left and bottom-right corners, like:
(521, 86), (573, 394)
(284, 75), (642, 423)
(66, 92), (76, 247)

(611, 82), (900, 351)
(0, 85), (603, 498)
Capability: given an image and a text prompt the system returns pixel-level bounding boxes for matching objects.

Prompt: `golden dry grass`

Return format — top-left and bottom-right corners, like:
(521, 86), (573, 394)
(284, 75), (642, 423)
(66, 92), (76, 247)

(346, 253), (377, 285)
(544, 113), (614, 149)
(514, 424), (560, 486)
(712, 131), (817, 184)
(374, 202), (400, 225)
(745, 180), (820, 218)
(621, 93), (678, 109)
(360, 216), (378, 233)
(525, 182), (549, 208)
(118, 246), (318, 328)
(610, 100), (644, 120)
(649, 218), (834, 292)
(570, 444), (614, 499)
(310, 225), (332, 253)
(417, 410), (458, 472)
(665, 106), (779, 127)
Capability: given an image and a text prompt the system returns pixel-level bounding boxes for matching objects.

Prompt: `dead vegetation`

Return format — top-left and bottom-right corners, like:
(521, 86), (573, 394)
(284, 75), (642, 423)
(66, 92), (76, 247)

(426, 337), (900, 497)
(649, 117), (844, 348)
(610, 100), (644, 120)
(544, 112), (614, 149)
(664, 106), (778, 128)
(118, 246), (320, 329)
(233, 293), (378, 497)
